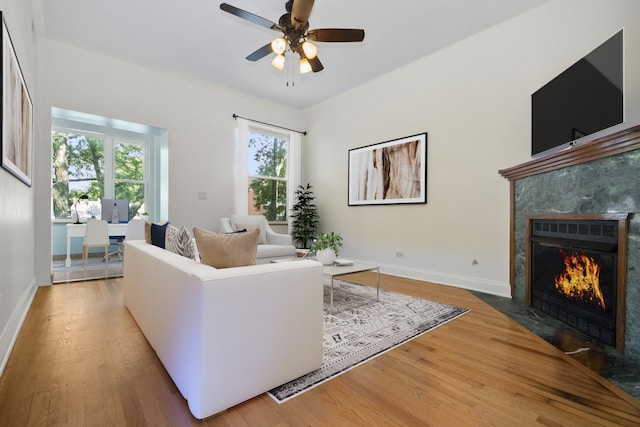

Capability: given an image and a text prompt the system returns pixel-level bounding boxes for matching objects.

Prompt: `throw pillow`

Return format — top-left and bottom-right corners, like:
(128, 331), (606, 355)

(193, 227), (259, 269)
(144, 221), (152, 244)
(150, 221), (170, 249)
(234, 222), (267, 244)
(165, 224), (196, 260)
(144, 220), (168, 244)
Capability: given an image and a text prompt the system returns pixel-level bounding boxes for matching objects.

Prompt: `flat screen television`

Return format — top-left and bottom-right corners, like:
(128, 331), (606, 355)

(531, 30), (623, 157)
(101, 199), (129, 223)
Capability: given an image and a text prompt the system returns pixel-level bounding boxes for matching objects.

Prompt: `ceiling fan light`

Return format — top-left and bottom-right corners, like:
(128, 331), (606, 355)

(271, 37), (287, 55)
(302, 41), (317, 59)
(299, 58), (312, 74)
(272, 54), (286, 71)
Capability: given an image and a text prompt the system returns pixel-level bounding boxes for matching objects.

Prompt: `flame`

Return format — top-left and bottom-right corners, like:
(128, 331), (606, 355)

(554, 248), (606, 310)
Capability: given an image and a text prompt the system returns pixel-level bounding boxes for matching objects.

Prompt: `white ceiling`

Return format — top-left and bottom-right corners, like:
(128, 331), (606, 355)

(38, 0), (548, 110)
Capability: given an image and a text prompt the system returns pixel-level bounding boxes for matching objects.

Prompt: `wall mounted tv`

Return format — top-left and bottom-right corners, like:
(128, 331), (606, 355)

(531, 29), (623, 157)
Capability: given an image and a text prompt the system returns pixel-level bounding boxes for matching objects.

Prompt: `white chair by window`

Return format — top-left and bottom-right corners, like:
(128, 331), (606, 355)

(219, 214), (296, 263)
(121, 219), (146, 265)
(125, 219), (146, 241)
(82, 219), (110, 274)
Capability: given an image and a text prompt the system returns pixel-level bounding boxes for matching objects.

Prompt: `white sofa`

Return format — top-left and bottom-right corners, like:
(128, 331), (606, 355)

(219, 215), (296, 263)
(123, 240), (323, 419)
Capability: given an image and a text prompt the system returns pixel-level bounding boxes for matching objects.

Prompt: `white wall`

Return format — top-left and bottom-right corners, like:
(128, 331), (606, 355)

(0, 0), (38, 374)
(35, 39), (306, 282)
(303, 0), (640, 297)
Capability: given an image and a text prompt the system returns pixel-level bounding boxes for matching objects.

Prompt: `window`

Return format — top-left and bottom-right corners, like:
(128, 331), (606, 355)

(247, 128), (288, 222)
(113, 139), (146, 215)
(51, 129), (147, 221)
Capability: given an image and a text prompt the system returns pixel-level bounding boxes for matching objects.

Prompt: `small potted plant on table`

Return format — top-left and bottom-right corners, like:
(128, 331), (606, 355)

(311, 232), (343, 265)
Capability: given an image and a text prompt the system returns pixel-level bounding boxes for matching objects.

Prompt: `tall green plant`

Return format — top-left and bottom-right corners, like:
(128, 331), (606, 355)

(290, 183), (319, 249)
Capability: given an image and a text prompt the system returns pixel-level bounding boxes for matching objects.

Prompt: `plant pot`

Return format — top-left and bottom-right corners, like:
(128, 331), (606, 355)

(316, 248), (336, 265)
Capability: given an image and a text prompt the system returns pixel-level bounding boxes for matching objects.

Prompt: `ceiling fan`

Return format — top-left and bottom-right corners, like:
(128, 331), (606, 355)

(220, 0), (365, 74)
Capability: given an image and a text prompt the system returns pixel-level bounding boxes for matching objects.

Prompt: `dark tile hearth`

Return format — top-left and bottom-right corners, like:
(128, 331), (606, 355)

(472, 291), (640, 401)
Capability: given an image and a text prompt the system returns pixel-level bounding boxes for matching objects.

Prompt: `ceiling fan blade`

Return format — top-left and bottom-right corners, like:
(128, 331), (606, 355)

(291, 0), (315, 31)
(220, 3), (281, 31)
(246, 43), (273, 62)
(308, 56), (324, 73)
(307, 28), (365, 42)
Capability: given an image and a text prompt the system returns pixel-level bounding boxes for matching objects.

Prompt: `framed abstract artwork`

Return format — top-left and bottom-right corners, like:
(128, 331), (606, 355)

(1, 13), (33, 187)
(348, 133), (427, 206)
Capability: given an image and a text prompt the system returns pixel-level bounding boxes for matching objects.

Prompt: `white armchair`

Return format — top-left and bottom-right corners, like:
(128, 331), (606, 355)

(219, 215), (296, 263)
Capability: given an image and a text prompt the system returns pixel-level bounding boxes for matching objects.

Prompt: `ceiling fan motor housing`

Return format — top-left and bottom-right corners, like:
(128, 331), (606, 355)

(219, 1), (364, 73)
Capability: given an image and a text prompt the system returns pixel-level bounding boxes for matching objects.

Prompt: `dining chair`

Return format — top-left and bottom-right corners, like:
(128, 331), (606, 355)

(83, 219), (110, 274)
(121, 219), (146, 263)
(125, 219), (146, 241)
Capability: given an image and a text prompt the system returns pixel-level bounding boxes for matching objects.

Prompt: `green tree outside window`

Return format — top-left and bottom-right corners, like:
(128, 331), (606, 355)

(52, 131), (146, 220)
(248, 131), (287, 222)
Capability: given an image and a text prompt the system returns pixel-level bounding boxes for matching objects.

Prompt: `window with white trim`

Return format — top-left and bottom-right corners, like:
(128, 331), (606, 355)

(51, 129), (148, 221)
(247, 126), (288, 222)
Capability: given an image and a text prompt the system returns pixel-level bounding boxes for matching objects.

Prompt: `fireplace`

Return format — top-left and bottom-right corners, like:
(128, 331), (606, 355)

(526, 213), (629, 351)
(499, 125), (640, 359)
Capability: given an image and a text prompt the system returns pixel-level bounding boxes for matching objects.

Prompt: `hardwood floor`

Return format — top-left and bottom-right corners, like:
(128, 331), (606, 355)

(1, 273), (639, 426)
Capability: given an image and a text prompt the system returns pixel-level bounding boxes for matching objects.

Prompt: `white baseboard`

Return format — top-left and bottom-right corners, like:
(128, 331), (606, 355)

(360, 260), (512, 298)
(0, 281), (37, 376)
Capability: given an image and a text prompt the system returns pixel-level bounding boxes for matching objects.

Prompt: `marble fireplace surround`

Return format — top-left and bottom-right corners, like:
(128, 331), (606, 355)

(500, 124), (640, 360)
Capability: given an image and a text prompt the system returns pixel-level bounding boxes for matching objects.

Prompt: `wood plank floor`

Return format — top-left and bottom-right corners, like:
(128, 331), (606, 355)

(1, 273), (639, 426)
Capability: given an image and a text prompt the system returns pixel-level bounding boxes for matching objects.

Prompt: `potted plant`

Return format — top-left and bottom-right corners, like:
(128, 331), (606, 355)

(310, 231), (343, 265)
(290, 183), (319, 249)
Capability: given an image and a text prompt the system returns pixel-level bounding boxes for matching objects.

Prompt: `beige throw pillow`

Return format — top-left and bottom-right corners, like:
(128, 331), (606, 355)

(193, 227), (259, 268)
(144, 221), (152, 243)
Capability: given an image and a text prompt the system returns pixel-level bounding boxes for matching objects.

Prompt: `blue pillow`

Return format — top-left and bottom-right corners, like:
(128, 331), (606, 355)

(150, 221), (170, 249)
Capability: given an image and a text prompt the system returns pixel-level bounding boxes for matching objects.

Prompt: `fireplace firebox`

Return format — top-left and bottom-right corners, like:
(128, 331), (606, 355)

(526, 213), (629, 351)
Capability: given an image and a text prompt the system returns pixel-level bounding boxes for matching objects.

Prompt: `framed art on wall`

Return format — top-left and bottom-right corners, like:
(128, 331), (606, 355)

(1, 13), (33, 187)
(348, 133), (427, 206)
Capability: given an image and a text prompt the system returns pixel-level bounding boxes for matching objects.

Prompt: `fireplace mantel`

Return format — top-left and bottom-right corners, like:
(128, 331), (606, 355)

(499, 124), (640, 181)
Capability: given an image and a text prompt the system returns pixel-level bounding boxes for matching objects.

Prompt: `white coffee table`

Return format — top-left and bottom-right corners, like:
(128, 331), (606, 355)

(323, 262), (380, 313)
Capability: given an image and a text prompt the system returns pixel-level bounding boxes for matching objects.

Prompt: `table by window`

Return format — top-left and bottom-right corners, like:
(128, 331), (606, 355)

(65, 223), (128, 267)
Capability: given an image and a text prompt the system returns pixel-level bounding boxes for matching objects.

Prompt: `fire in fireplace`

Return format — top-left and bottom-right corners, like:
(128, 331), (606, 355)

(554, 247), (606, 310)
(526, 214), (629, 350)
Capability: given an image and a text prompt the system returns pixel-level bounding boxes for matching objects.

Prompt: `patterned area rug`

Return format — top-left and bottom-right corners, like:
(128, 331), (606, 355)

(268, 279), (469, 403)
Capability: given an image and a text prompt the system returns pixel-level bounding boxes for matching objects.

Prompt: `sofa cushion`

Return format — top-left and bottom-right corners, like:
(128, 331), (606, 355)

(233, 222), (266, 244)
(257, 244), (296, 259)
(193, 227), (259, 268)
(166, 224), (196, 260)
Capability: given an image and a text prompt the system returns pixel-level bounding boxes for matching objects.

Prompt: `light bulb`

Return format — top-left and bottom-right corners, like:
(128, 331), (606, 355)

(302, 41), (317, 59)
(272, 54), (285, 71)
(271, 37), (286, 55)
(299, 58), (312, 74)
